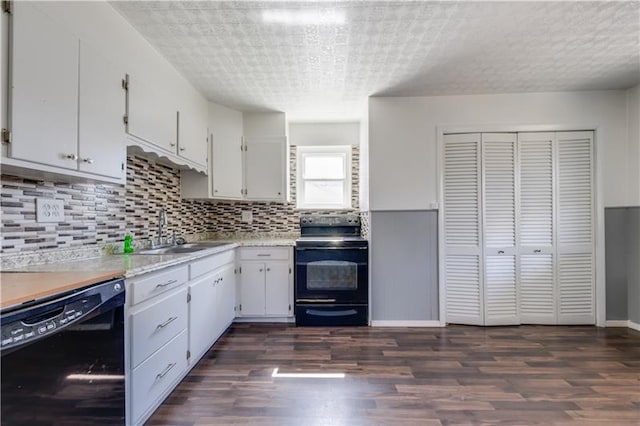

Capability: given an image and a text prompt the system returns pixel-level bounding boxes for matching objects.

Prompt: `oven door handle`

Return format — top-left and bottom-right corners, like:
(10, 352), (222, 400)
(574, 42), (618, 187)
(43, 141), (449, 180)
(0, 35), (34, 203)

(306, 308), (359, 317)
(296, 247), (368, 250)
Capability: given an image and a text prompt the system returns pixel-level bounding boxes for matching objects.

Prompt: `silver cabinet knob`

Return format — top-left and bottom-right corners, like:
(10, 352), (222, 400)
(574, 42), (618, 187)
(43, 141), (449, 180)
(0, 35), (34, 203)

(266, 268), (271, 272)
(65, 154), (78, 160)
(82, 158), (94, 164)
(179, 147), (185, 152)
(170, 143), (176, 147)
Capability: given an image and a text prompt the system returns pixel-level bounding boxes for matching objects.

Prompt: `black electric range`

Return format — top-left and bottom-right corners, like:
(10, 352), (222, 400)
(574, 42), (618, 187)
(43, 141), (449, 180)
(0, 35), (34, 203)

(294, 215), (368, 326)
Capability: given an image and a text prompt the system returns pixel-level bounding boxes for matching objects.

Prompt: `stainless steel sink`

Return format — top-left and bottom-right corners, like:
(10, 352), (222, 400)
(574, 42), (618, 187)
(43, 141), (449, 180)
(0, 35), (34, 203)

(135, 242), (230, 255)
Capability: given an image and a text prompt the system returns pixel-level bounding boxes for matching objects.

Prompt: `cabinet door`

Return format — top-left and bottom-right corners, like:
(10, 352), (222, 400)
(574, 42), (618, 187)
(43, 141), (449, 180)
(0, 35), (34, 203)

(188, 273), (218, 360)
(178, 93), (208, 167)
(216, 264), (236, 335)
(212, 133), (243, 199)
(238, 263), (265, 316)
(127, 73), (177, 152)
(11, 2), (78, 169)
(78, 40), (125, 178)
(244, 137), (286, 201)
(210, 103), (244, 199)
(265, 261), (291, 316)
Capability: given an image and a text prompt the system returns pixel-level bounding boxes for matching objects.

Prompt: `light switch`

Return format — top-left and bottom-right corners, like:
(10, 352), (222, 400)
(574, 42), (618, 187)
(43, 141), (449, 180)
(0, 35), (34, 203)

(36, 198), (65, 223)
(241, 210), (253, 223)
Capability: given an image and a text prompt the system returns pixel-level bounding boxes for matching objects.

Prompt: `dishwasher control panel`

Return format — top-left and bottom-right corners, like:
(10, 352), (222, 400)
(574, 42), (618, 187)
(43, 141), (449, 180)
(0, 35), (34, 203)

(1, 279), (125, 351)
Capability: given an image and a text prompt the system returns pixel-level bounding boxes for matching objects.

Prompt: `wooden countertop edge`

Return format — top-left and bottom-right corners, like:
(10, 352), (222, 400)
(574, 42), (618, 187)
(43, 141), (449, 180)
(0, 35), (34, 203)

(1, 270), (125, 310)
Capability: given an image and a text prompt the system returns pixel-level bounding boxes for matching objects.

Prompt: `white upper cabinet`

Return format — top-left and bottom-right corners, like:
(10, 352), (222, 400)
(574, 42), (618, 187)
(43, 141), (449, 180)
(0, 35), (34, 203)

(78, 41), (126, 178)
(10, 2), (79, 169)
(8, 2), (125, 181)
(177, 92), (208, 166)
(126, 72), (208, 170)
(244, 136), (286, 201)
(126, 73), (177, 153)
(181, 108), (287, 202)
(242, 112), (287, 202)
(211, 103), (243, 199)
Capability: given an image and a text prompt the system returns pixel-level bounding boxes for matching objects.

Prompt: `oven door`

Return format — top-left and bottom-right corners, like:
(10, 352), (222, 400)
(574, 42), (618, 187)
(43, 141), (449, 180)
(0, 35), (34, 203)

(295, 246), (368, 304)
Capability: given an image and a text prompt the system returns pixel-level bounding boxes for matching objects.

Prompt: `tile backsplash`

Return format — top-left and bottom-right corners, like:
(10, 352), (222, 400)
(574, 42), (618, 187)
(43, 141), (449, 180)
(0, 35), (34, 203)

(1, 177), (127, 252)
(1, 146), (363, 254)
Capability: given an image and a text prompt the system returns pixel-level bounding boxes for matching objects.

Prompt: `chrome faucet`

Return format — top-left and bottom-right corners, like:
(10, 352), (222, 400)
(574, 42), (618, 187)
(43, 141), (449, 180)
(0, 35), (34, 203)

(157, 208), (168, 247)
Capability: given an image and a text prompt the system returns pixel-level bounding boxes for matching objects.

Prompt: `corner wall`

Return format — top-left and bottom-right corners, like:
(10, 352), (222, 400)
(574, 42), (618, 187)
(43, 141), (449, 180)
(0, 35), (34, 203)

(368, 89), (634, 323)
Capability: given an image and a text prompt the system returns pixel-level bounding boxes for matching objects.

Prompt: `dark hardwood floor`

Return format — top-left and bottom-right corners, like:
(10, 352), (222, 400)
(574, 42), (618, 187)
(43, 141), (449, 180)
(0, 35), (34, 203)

(147, 324), (640, 425)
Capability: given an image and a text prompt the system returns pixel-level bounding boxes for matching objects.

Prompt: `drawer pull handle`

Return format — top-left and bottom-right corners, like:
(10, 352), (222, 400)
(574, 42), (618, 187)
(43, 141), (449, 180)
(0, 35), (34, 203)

(257, 254), (271, 257)
(156, 362), (177, 380)
(156, 279), (178, 288)
(534, 249), (542, 253)
(156, 316), (177, 330)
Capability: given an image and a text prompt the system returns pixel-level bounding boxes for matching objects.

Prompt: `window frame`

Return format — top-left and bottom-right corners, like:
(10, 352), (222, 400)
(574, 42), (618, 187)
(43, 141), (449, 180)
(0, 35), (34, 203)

(296, 145), (352, 210)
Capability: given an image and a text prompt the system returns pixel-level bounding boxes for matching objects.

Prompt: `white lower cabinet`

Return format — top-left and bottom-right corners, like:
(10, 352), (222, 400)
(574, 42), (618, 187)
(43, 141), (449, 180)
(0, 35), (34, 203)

(130, 288), (188, 369)
(130, 330), (188, 422)
(237, 247), (293, 319)
(188, 272), (218, 361)
(127, 249), (237, 425)
(189, 262), (236, 360)
(216, 264), (237, 337)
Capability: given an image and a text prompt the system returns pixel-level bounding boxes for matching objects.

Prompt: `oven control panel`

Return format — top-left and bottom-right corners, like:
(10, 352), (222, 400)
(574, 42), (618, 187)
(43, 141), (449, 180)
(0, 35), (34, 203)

(300, 215), (360, 226)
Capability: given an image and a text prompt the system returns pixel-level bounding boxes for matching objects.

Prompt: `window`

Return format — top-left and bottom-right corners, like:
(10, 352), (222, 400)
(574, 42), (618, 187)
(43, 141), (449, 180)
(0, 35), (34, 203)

(296, 146), (352, 209)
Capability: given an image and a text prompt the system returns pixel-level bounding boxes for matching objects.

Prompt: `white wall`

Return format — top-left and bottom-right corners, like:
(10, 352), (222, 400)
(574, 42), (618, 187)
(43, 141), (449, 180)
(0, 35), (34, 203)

(359, 117), (370, 211)
(627, 85), (640, 206)
(243, 112), (286, 138)
(369, 90), (632, 210)
(289, 123), (360, 146)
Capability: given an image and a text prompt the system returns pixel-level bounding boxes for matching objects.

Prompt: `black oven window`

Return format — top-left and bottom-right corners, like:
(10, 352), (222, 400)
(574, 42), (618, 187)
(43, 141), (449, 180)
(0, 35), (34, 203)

(307, 261), (357, 290)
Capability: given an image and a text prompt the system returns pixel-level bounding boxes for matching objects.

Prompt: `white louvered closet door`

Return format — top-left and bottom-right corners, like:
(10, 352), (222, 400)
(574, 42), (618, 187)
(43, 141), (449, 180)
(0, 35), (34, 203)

(556, 131), (595, 324)
(443, 133), (484, 325)
(518, 133), (556, 324)
(482, 133), (518, 325)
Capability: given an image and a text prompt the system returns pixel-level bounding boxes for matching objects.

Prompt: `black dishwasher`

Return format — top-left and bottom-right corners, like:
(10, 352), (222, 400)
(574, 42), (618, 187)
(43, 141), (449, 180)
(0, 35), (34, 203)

(1, 278), (126, 425)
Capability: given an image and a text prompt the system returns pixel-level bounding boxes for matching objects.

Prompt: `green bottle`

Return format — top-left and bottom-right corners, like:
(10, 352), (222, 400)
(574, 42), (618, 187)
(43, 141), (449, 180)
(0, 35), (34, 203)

(124, 234), (134, 254)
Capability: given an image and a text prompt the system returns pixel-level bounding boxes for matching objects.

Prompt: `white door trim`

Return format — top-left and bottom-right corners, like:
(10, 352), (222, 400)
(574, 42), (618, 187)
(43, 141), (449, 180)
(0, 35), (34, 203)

(436, 124), (605, 327)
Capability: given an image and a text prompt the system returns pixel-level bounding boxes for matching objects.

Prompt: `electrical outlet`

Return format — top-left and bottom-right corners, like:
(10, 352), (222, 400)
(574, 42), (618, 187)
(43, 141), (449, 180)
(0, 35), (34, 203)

(241, 210), (253, 223)
(36, 198), (64, 223)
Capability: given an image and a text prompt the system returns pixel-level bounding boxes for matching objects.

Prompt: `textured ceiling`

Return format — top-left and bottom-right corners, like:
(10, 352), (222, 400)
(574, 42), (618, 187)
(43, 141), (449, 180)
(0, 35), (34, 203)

(112, 1), (640, 121)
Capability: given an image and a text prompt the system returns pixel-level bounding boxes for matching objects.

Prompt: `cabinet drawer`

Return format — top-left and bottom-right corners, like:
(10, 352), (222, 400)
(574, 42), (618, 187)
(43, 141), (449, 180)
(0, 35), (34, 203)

(131, 330), (188, 423)
(190, 250), (235, 280)
(239, 247), (290, 261)
(130, 288), (188, 368)
(129, 265), (188, 305)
